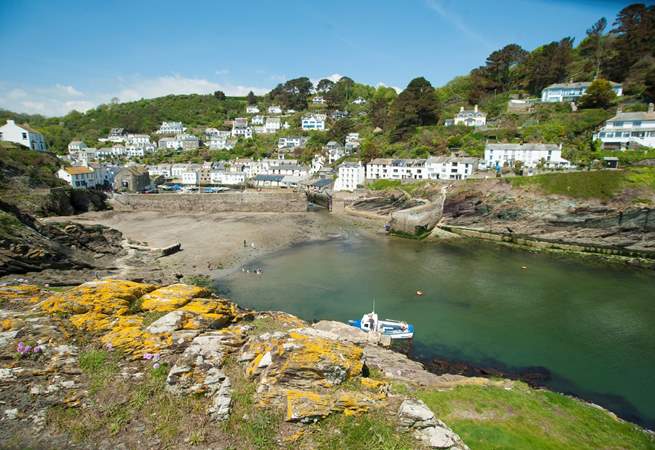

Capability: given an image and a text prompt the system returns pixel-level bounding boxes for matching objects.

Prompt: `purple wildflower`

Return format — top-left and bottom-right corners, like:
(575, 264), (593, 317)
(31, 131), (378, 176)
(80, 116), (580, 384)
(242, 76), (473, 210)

(105, 343), (113, 351)
(17, 342), (26, 353)
(33, 345), (42, 353)
(153, 362), (160, 369)
(24, 345), (32, 353)
(143, 353), (154, 360)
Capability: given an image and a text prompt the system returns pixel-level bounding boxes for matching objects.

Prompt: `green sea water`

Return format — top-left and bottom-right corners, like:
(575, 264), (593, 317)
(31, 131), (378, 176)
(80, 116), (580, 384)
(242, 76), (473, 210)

(216, 233), (655, 427)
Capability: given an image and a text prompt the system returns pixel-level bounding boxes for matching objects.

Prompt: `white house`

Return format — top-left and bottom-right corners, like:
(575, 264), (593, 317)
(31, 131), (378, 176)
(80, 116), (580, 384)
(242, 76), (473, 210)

(126, 143), (156, 158)
(264, 117), (281, 134)
(156, 121), (185, 135)
(57, 166), (100, 188)
(541, 81), (622, 103)
(69, 147), (98, 166)
(311, 154), (326, 174)
(312, 96), (326, 105)
(210, 171), (246, 185)
(278, 136), (308, 149)
(450, 105), (486, 127)
(0, 120), (47, 151)
(366, 159), (427, 180)
(345, 132), (360, 151)
(107, 128), (125, 143)
(325, 141), (346, 163)
(352, 97), (367, 105)
(208, 135), (236, 150)
(484, 143), (571, 169)
(68, 140), (87, 152)
(425, 156), (478, 180)
(594, 104), (655, 150)
(268, 105), (283, 114)
(125, 134), (151, 146)
(251, 115), (265, 126)
(177, 134), (200, 151)
(301, 114), (326, 131)
(246, 105), (260, 114)
(270, 163), (309, 178)
(148, 164), (173, 178)
(181, 170), (199, 185)
(205, 128), (230, 138)
(231, 118), (253, 139)
(334, 162), (365, 192)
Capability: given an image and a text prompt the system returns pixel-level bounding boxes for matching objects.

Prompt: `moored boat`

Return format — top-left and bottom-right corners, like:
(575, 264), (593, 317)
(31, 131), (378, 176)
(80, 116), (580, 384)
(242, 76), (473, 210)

(348, 311), (414, 339)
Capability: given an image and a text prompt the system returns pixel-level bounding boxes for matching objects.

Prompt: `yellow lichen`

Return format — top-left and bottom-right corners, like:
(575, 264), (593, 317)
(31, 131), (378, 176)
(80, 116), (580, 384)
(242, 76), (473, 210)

(0, 284), (44, 303)
(69, 311), (113, 332)
(140, 284), (210, 312)
(40, 279), (155, 315)
(285, 389), (333, 422)
(360, 378), (389, 391)
(100, 315), (172, 356)
(334, 391), (385, 416)
(1, 318), (14, 331)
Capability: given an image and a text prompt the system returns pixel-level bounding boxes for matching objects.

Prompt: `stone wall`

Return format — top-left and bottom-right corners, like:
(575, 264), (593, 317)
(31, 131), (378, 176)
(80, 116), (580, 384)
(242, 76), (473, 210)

(112, 191), (308, 213)
(390, 199), (443, 235)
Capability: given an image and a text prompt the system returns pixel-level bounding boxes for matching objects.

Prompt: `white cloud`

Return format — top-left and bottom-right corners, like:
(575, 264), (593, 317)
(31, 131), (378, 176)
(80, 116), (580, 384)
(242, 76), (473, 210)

(0, 75), (270, 116)
(55, 84), (83, 97)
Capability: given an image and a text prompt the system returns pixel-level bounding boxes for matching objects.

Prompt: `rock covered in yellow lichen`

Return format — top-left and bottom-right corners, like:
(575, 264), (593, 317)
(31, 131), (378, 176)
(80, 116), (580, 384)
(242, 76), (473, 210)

(140, 284), (210, 312)
(285, 389), (385, 423)
(0, 284), (45, 303)
(40, 279), (155, 315)
(100, 315), (171, 356)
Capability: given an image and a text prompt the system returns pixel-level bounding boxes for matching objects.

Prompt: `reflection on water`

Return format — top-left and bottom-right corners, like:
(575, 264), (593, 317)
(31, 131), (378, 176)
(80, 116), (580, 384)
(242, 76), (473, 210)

(216, 234), (655, 427)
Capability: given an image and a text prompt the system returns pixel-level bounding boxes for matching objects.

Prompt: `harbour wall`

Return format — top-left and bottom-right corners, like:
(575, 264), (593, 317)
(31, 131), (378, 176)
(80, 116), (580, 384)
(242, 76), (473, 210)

(112, 191), (308, 213)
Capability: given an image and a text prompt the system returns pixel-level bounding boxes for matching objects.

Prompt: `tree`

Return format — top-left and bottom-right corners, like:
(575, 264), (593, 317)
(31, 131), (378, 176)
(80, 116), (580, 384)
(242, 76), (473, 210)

(213, 91), (226, 101)
(579, 18), (608, 78)
(325, 77), (355, 108)
(316, 79), (335, 93)
(519, 38), (574, 95)
(389, 77), (440, 142)
(578, 78), (617, 108)
(644, 67), (655, 102)
(268, 77), (313, 110)
(246, 91), (257, 105)
(327, 118), (355, 143)
(604, 4), (655, 81)
(483, 44), (528, 91)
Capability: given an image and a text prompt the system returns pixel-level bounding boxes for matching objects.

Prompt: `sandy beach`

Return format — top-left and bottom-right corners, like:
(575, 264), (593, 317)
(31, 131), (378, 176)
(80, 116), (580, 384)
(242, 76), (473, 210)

(51, 209), (375, 280)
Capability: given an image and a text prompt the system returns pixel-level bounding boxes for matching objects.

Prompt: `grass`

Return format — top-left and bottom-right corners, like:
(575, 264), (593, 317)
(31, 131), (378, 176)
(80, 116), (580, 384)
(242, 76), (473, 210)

(141, 311), (166, 328)
(417, 383), (655, 450)
(247, 316), (294, 335)
(306, 411), (417, 450)
(49, 358), (213, 446)
(509, 168), (655, 200)
(367, 179), (431, 196)
(222, 355), (283, 449)
(600, 148), (655, 165)
(0, 210), (24, 236)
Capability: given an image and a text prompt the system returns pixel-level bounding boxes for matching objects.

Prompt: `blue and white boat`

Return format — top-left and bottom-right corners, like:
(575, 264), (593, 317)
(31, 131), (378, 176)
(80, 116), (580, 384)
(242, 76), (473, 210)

(348, 311), (414, 339)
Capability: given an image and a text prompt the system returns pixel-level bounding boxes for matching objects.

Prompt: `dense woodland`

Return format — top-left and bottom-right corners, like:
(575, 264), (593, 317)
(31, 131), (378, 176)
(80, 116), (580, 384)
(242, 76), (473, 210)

(1, 3), (654, 167)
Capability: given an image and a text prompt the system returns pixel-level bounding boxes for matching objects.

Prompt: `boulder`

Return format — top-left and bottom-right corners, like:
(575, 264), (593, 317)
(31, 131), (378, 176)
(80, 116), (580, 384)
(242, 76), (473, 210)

(398, 399), (469, 449)
(140, 284), (211, 312)
(311, 320), (368, 344)
(145, 310), (188, 334)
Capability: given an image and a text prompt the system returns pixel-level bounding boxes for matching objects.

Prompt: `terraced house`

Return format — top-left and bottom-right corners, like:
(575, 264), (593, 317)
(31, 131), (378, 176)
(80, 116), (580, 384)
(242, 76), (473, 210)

(541, 81), (622, 103)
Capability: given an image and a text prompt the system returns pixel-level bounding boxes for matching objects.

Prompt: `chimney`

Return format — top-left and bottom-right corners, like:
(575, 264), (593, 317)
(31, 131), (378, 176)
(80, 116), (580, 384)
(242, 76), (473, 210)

(474, 104), (479, 113)
(460, 106), (464, 112)
(649, 103), (654, 114)
(617, 104), (623, 113)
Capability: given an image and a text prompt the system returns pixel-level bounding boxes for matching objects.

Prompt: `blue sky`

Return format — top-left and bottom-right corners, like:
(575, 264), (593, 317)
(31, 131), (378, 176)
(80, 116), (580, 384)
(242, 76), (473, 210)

(0, 0), (635, 116)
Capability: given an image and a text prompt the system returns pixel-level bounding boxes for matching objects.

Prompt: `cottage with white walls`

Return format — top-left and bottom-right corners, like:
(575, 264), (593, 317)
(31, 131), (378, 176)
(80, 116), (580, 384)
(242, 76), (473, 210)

(484, 143), (571, 169)
(125, 134), (151, 146)
(57, 166), (99, 188)
(325, 141), (346, 163)
(156, 121), (185, 135)
(251, 115), (265, 126)
(231, 118), (253, 139)
(594, 103), (655, 150)
(147, 164), (173, 178)
(278, 136), (308, 149)
(301, 114), (326, 131)
(448, 105), (486, 127)
(365, 159), (426, 180)
(264, 117), (281, 134)
(352, 97), (367, 105)
(268, 105), (283, 114)
(246, 105), (260, 114)
(425, 156), (478, 180)
(541, 81), (623, 103)
(68, 140), (87, 152)
(0, 120), (47, 151)
(312, 96), (326, 105)
(334, 162), (365, 191)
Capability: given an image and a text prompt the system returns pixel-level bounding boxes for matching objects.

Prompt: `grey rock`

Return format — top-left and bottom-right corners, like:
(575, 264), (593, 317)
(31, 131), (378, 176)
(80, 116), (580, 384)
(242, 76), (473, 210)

(146, 310), (187, 334)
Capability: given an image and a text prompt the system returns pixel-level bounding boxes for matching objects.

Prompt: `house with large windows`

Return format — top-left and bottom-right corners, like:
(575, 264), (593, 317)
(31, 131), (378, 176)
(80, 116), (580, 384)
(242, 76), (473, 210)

(541, 81), (622, 103)
(156, 121), (185, 135)
(447, 105), (486, 127)
(594, 103), (655, 150)
(483, 143), (571, 169)
(365, 159), (426, 180)
(425, 156), (478, 180)
(334, 162), (365, 192)
(301, 114), (326, 131)
(0, 120), (47, 151)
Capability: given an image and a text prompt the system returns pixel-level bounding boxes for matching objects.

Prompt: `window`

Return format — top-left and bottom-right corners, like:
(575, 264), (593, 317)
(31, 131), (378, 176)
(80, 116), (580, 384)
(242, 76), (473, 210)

(633, 121), (642, 127)
(22, 132), (27, 139)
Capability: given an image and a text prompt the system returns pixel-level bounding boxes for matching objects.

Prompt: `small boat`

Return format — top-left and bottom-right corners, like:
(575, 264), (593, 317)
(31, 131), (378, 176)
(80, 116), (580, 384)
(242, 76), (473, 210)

(416, 290), (424, 296)
(348, 311), (414, 339)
